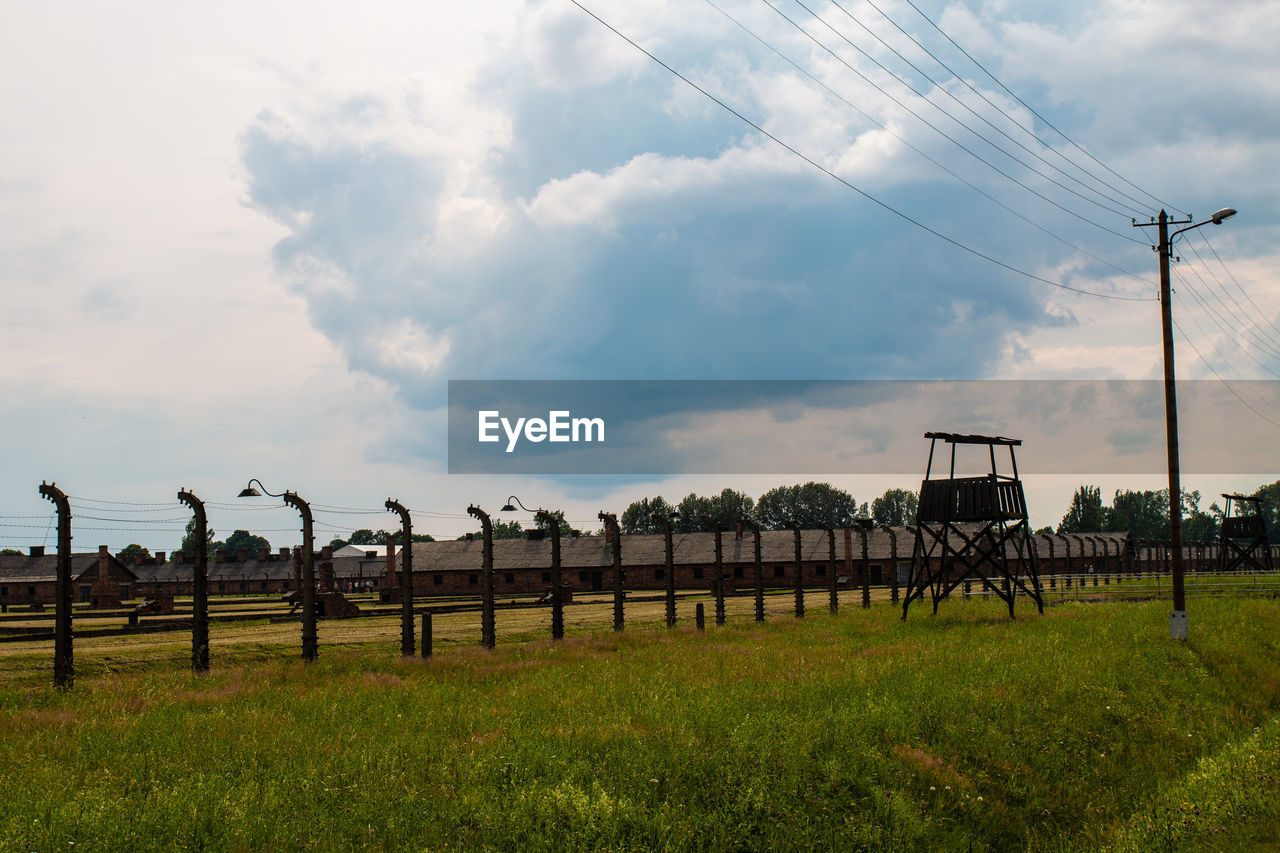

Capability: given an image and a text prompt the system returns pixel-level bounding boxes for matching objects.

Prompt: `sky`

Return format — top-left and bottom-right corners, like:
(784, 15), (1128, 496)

(2, 0), (1278, 552)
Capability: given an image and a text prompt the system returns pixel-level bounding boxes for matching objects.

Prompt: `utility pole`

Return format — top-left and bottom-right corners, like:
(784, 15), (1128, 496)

(1134, 206), (1236, 640)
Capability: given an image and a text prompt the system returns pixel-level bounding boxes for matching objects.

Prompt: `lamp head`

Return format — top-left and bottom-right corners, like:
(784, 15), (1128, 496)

(1210, 207), (1237, 225)
(500, 503), (516, 512)
(238, 486), (262, 498)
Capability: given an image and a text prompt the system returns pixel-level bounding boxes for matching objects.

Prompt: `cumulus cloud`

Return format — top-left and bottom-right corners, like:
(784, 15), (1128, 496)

(237, 0), (1280, 464)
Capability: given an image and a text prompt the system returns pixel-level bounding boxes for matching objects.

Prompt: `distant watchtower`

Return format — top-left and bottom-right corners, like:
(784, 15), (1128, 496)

(1217, 494), (1273, 573)
(902, 432), (1044, 619)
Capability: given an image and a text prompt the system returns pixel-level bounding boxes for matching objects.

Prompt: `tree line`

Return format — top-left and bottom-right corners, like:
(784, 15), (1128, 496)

(1050, 480), (1280, 543)
(9, 477), (1271, 559)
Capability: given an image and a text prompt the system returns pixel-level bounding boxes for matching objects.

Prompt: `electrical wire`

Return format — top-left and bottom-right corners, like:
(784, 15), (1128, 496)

(779, 0), (1143, 221)
(750, 0), (1148, 245)
(1173, 260), (1280, 365)
(569, 0), (1152, 301)
(1172, 272), (1280, 380)
(819, 0), (1149, 217)
(701, 0), (1149, 285)
(1198, 233), (1280, 338)
(1170, 310), (1280, 430)
(897, 0), (1185, 216)
(855, 0), (1161, 216)
(1178, 239), (1280, 357)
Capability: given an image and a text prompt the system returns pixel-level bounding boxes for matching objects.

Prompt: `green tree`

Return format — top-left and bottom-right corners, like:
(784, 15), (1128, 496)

(118, 543), (151, 562)
(180, 516), (217, 557)
(221, 530), (270, 556)
(870, 488), (917, 527)
(0, 548), (22, 556)
(474, 519), (524, 540)
(1057, 485), (1107, 533)
(620, 496), (677, 534)
(677, 489), (754, 533)
(410, 533), (435, 543)
(349, 529), (395, 546)
(1180, 490), (1221, 541)
(755, 482), (865, 529)
(1106, 489), (1167, 540)
(533, 510), (571, 537)
(1250, 480), (1280, 544)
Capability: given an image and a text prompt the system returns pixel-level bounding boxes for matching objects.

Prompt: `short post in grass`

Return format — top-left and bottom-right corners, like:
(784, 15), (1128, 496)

(421, 612), (432, 658)
(789, 523), (805, 618)
(882, 525), (899, 606)
(699, 515), (726, 626)
(741, 518), (765, 622)
(853, 519), (873, 609)
(695, 602), (705, 631)
(822, 523), (838, 614)
(39, 481), (73, 688)
(468, 505), (496, 649)
(653, 511), (679, 628)
(177, 488), (210, 672)
(599, 511), (624, 632)
(386, 499), (415, 656)
(963, 579), (971, 600)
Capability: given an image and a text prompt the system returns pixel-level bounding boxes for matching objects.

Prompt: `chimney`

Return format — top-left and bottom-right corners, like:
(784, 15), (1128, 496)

(155, 551), (165, 564)
(604, 525), (614, 544)
(320, 545), (333, 560)
(279, 547), (289, 561)
(98, 544), (110, 582)
(236, 548), (248, 563)
(465, 532), (474, 542)
(216, 548), (227, 563)
(735, 522), (743, 540)
(258, 547), (269, 561)
(570, 529), (580, 538)
(30, 545), (45, 558)
(174, 550), (185, 564)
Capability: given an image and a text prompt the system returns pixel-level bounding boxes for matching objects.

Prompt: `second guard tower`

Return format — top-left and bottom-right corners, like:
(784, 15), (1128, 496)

(1217, 494), (1273, 573)
(903, 432), (1044, 619)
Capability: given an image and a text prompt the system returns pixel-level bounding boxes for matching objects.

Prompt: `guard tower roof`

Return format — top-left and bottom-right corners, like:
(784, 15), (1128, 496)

(924, 432), (1021, 446)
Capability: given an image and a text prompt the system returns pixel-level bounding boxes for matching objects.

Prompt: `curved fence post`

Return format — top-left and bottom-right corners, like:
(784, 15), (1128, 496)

(39, 482), (73, 688)
(467, 505), (495, 649)
(385, 499), (414, 656)
(177, 488), (209, 671)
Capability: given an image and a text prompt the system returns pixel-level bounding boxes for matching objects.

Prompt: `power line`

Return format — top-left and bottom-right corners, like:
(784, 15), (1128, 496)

(1172, 273), (1280, 385)
(569, 0), (1152, 302)
(1173, 264), (1280, 366)
(701, 0), (1149, 284)
(752, 0), (1148, 245)
(1171, 308), (1280, 429)
(897, 0), (1185, 216)
(1198, 233), (1280, 338)
(780, 0), (1144, 221)
(856, 0), (1160, 216)
(820, 0), (1150, 217)
(1178, 238), (1280, 356)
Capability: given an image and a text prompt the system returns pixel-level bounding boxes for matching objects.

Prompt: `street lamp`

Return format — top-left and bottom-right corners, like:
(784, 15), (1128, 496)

(502, 496), (565, 639)
(240, 478), (317, 661)
(1134, 206), (1237, 640)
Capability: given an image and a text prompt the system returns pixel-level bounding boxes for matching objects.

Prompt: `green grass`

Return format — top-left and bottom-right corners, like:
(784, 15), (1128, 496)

(1, 597), (1278, 851)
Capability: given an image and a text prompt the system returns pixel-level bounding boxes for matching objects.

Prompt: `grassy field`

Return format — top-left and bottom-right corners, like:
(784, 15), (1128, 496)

(1, 596), (1278, 851)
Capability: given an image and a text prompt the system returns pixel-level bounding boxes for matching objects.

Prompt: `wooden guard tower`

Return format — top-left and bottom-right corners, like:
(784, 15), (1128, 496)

(902, 432), (1044, 619)
(1217, 494), (1273, 573)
